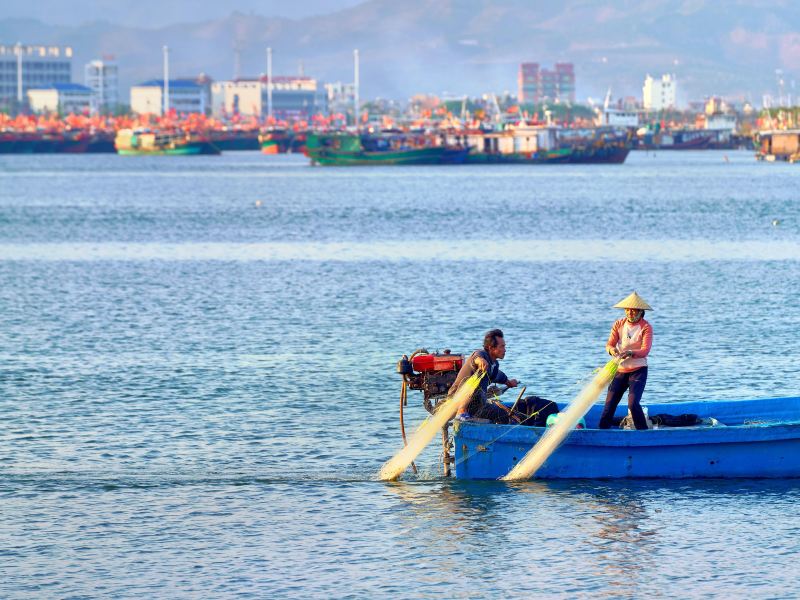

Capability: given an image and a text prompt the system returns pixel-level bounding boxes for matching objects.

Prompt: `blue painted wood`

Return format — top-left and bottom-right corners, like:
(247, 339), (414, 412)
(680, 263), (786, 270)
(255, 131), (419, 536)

(453, 397), (800, 479)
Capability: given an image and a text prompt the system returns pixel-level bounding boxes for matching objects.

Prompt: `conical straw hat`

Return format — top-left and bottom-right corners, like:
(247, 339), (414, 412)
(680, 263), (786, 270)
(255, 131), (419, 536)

(613, 291), (652, 311)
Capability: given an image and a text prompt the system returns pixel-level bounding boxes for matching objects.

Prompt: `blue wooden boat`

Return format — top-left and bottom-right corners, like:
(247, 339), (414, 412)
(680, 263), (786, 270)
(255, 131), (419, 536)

(454, 397), (800, 479)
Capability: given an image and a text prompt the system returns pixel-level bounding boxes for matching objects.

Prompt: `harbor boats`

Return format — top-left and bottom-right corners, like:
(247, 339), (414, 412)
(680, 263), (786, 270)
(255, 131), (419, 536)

(454, 396), (800, 479)
(754, 130), (800, 162)
(260, 129), (307, 154)
(449, 126), (571, 164)
(304, 132), (468, 166)
(209, 129), (260, 151)
(115, 129), (221, 156)
(636, 128), (713, 150)
(0, 129), (116, 154)
(560, 128), (631, 163)
(393, 349), (800, 480)
(446, 125), (631, 164)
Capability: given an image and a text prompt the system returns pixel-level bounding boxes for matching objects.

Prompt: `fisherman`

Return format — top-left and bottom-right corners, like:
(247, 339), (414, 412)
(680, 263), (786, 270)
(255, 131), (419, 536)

(598, 292), (653, 430)
(452, 329), (519, 423)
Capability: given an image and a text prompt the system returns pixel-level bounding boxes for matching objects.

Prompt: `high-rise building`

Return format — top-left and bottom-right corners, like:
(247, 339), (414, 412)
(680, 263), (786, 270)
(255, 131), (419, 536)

(0, 44), (72, 109)
(84, 58), (119, 114)
(518, 62), (575, 104)
(554, 63), (575, 104)
(518, 63), (540, 104)
(642, 74), (677, 110)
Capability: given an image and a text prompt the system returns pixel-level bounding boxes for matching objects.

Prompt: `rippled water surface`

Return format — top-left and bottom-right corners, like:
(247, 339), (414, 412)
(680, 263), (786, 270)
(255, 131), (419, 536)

(1, 151), (799, 598)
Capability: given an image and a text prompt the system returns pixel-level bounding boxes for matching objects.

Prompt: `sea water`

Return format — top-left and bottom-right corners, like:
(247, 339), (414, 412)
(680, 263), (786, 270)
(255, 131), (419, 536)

(1, 150), (799, 598)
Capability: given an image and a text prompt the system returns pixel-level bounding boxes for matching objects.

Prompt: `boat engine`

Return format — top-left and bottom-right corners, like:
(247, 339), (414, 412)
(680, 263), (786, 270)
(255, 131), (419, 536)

(395, 349), (464, 477)
(396, 349), (464, 414)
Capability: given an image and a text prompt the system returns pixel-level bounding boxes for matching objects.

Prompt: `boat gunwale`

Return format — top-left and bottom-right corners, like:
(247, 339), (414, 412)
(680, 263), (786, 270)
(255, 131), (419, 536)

(455, 419), (800, 448)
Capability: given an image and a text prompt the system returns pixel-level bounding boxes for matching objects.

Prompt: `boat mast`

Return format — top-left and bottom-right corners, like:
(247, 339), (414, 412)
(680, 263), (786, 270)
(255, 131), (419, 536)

(353, 49), (360, 129)
(16, 42), (22, 106)
(163, 45), (170, 115)
(266, 47), (273, 120)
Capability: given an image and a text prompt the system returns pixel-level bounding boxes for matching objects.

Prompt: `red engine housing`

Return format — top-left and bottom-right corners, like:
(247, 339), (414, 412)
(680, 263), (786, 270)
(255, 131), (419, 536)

(411, 352), (464, 373)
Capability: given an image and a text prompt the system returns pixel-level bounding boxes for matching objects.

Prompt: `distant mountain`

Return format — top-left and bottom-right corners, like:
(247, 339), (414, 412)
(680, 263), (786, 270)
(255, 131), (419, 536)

(1, 0), (799, 104)
(0, 0), (365, 28)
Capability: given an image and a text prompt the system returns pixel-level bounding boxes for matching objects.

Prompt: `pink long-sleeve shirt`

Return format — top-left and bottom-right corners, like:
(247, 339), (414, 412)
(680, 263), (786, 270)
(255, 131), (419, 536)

(606, 317), (653, 373)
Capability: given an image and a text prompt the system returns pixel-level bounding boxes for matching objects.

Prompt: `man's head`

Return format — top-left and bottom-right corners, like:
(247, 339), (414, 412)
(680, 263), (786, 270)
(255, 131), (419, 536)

(483, 328), (506, 360)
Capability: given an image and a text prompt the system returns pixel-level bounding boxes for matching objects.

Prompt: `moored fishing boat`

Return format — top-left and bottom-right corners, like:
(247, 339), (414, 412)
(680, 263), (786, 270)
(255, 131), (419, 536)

(209, 129), (260, 151)
(446, 125), (631, 164)
(305, 132), (467, 166)
(115, 128), (220, 156)
(636, 128), (713, 150)
(754, 130), (800, 162)
(259, 128), (290, 154)
(259, 129), (307, 154)
(447, 125), (571, 164)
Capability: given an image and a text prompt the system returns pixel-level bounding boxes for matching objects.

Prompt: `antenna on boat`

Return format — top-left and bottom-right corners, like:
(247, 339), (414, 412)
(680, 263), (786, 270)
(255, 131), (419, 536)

(233, 39), (242, 80)
(266, 47), (273, 120)
(162, 45), (169, 115)
(354, 49), (360, 130)
(15, 42), (23, 106)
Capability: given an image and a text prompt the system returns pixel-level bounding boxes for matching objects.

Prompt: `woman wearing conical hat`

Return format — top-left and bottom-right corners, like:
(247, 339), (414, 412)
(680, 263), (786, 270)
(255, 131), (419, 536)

(598, 292), (653, 430)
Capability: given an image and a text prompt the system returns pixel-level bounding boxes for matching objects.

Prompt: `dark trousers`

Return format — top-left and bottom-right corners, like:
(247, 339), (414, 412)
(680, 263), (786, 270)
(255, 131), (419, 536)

(598, 367), (649, 430)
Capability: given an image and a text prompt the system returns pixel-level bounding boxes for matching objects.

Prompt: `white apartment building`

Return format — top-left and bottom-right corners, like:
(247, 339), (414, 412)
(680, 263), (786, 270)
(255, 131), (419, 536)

(84, 59), (119, 114)
(642, 74), (677, 111)
(130, 79), (209, 116)
(27, 83), (92, 114)
(0, 43), (72, 109)
(211, 76), (327, 119)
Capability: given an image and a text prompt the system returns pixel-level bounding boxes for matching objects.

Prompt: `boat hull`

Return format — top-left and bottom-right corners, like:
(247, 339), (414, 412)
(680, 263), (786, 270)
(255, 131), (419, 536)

(116, 141), (220, 156)
(454, 397), (800, 479)
(465, 148), (572, 164)
(568, 145), (630, 164)
(307, 146), (449, 166)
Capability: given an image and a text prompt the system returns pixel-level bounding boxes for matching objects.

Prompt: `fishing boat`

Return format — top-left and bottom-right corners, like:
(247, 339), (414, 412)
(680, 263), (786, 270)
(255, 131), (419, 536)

(636, 128), (713, 150)
(305, 132), (468, 166)
(564, 129), (632, 164)
(446, 125), (631, 164)
(209, 129), (260, 151)
(754, 130), (800, 162)
(115, 129), (220, 156)
(392, 350), (800, 480)
(448, 126), (571, 164)
(455, 397), (800, 479)
(260, 129), (307, 154)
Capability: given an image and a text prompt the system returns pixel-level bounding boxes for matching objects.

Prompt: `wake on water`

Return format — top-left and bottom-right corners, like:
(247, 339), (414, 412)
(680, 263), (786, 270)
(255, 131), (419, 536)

(378, 372), (483, 481)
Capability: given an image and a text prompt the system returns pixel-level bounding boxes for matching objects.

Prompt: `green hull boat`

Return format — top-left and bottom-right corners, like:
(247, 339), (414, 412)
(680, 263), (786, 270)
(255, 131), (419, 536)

(305, 133), (465, 166)
(117, 142), (219, 156)
(115, 129), (221, 156)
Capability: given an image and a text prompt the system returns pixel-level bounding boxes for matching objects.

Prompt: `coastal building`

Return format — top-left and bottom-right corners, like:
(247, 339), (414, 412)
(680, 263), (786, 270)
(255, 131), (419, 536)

(27, 82), (92, 114)
(84, 58), (119, 114)
(130, 79), (210, 116)
(643, 74), (677, 111)
(518, 62), (575, 105)
(211, 76), (327, 120)
(0, 43), (72, 110)
(599, 107), (640, 128)
(325, 81), (356, 116)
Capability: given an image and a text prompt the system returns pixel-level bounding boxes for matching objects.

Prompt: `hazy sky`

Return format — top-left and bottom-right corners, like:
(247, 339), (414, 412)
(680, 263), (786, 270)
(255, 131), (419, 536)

(2, 0), (367, 28)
